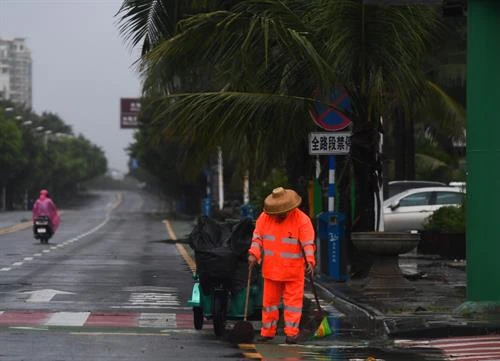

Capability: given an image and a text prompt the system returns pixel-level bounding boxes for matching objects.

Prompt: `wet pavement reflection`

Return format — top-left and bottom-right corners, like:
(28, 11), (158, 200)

(241, 313), (447, 361)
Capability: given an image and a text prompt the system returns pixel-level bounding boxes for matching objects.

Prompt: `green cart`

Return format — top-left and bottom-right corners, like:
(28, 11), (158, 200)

(187, 271), (263, 337)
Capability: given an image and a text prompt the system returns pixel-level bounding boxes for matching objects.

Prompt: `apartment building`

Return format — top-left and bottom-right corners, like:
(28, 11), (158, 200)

(0, 38), (32, 108)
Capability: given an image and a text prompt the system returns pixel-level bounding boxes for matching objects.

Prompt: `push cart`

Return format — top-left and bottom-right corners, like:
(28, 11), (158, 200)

(187, 270), (262, 336)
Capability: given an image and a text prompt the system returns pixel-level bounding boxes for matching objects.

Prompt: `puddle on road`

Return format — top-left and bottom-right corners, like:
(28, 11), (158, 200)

(253, 343), (442, 361)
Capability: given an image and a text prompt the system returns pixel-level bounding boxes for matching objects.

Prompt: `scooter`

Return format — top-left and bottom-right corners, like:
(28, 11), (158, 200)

(33, 216), (53, 244)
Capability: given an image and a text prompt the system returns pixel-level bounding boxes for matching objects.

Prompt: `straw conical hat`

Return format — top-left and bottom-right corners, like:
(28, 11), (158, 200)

(263, 187), (302, 215)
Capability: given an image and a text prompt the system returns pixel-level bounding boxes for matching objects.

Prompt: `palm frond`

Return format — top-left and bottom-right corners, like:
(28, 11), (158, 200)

(117, 0), (180, 54)
(144, 91), (316, 175)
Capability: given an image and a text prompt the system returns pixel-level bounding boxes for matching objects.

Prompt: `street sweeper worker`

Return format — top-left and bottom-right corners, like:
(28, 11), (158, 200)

(248, 187), (316, 344)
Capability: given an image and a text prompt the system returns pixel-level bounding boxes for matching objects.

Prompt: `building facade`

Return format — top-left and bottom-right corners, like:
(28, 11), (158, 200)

(0, 38), (32, 108)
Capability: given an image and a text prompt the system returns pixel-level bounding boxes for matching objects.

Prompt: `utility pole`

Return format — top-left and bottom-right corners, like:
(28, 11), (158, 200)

(466, 0), (500, 304)
(217, 147), (224, 210)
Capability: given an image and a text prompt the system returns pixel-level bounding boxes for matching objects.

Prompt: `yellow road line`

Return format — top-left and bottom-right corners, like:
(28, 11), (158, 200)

(238, 341), (262, 359)
(0, 221), (32, 235)
(242, 352), (263, 359)
(163, 219), (196, 273)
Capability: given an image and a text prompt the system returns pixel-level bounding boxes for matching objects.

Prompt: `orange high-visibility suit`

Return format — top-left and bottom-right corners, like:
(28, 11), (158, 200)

(249, 208), (316, 337)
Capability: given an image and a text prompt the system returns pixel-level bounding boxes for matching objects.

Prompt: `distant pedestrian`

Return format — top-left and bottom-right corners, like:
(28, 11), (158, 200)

(248, 187), (316, 344)
(32, 189), (60, 235)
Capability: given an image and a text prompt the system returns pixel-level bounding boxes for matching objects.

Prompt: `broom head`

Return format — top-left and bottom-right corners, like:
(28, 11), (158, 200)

(229, 320), (254, 343)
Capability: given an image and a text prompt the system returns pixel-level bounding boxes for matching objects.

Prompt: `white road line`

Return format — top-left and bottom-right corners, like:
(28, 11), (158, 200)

(50, 246), (57, 250)
(45, 312), (90, 327)
(0, 268), (10, 271)
(110, 306), (191, 310)
(42, 250), (50, 253)
(72, 332), (170, 336)
(33, 253), (42, 257)
(139, 313), (177, 328)
(12, 262), (23, 266)
(23, 257), (33, 261)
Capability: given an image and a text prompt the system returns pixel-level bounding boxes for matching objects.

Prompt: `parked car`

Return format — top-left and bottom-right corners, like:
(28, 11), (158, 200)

(385, 180), (447, 200)
(383, 187), (465, 232)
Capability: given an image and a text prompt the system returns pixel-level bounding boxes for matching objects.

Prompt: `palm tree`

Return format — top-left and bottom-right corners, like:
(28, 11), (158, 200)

(119, 0), (448, 229)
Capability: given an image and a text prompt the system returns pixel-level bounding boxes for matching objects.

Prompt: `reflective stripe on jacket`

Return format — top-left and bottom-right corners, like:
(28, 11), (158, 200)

(249, 208), (316, 281)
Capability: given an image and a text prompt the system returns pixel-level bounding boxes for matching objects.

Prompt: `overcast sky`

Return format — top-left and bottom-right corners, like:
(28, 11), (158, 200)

(0, 0), (141, 172)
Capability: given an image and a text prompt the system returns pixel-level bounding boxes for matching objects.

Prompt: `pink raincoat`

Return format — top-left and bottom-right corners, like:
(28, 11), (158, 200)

(32, 190), (60, 232)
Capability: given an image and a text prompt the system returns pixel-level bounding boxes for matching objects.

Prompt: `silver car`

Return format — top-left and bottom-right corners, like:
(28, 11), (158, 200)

(383, 187), (465, 232)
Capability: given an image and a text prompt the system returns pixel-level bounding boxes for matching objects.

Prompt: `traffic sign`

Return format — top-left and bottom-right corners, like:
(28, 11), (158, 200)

(309, 89), (352, 131)
(308, 132), (352, 155)
(120, 98), (141, 129)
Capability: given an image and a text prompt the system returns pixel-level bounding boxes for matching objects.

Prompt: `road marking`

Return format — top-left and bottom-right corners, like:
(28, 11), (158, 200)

(72, 332), (169, 337)
(42, 250), (50, 253)
(129, 292), (180, 306)
(45, 312), (90, 327)
(24, 257), (33, 261)
(9, 326), (48, 331)
(33, 253), (42, 257)
(12, 262), (23, 266)
(139, 313), (177, 328)
(239, 344), (263, 360)
(163, 219), (196, 273)
(397, 335), (500, 361)
(0, 267), (11, 271)
(22, 289), (74, 303)
(0, 221), (32, 236)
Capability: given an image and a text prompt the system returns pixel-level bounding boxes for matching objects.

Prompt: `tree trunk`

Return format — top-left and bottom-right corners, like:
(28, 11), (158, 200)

(394, 107), (415, 180)
(286, 139), (313, 215)
(349, 123), (379, 277)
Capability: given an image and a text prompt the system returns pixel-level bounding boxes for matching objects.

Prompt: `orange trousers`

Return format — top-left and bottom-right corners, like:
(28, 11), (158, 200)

(260, 277), (304, 337)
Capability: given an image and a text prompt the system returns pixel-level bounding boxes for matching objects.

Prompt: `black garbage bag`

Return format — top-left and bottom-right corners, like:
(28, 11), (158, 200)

(189, 216), (255, 293)
(230, 218), (254, 256)
(189, 216), (231, 251)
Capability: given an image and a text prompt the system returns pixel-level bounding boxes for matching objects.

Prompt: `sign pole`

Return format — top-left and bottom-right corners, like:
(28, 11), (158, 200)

(328, 155), (336, 212)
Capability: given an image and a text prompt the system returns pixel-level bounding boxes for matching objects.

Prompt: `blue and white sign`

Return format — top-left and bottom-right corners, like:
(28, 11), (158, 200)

(308, 132), (352, 155)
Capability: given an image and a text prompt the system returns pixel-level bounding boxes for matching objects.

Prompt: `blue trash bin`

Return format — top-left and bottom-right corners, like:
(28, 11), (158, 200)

(317, 212), (348, 282)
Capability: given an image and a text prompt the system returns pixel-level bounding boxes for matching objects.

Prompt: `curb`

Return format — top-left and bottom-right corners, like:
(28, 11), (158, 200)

(313, 279), (389, 337)
(313, 279), (500, 339)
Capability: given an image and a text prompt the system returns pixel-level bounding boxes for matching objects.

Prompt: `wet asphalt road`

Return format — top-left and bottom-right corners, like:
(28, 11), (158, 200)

(0, 190), (449, 361)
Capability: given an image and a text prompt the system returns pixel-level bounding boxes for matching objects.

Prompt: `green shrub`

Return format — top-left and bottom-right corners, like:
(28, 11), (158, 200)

(423, 205), (465, 233)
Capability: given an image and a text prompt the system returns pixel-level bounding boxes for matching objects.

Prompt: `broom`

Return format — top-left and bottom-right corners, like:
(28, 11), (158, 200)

(229, 265), (255, 343)
(300, 247), (331, 340)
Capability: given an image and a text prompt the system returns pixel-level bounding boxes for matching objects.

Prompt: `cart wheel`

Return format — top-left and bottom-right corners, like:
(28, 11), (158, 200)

(213, 293), (227, 337)
(193, 307), (203, 330)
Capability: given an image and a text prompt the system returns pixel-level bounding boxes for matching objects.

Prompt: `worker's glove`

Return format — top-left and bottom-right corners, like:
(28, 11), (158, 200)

(305, 262), (315, 275)
(248, 254), (257, 269)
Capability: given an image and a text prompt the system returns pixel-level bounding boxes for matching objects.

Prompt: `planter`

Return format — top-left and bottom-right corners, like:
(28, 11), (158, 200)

(351, 232), (420, 290)
(419, 231), (466, 259)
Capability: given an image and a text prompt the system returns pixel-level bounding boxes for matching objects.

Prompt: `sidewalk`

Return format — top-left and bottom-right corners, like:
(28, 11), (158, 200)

(313, 252), (500, 339)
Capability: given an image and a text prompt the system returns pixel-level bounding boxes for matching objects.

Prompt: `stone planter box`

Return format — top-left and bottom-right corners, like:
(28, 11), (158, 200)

(418, 231), (466, 259)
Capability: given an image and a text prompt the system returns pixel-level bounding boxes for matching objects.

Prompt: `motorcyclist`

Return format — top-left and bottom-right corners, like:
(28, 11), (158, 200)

(32, 189), (60, 237)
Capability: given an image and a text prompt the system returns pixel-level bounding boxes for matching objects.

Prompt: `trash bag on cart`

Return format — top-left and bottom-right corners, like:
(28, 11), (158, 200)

(189, 216), (254, 294)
